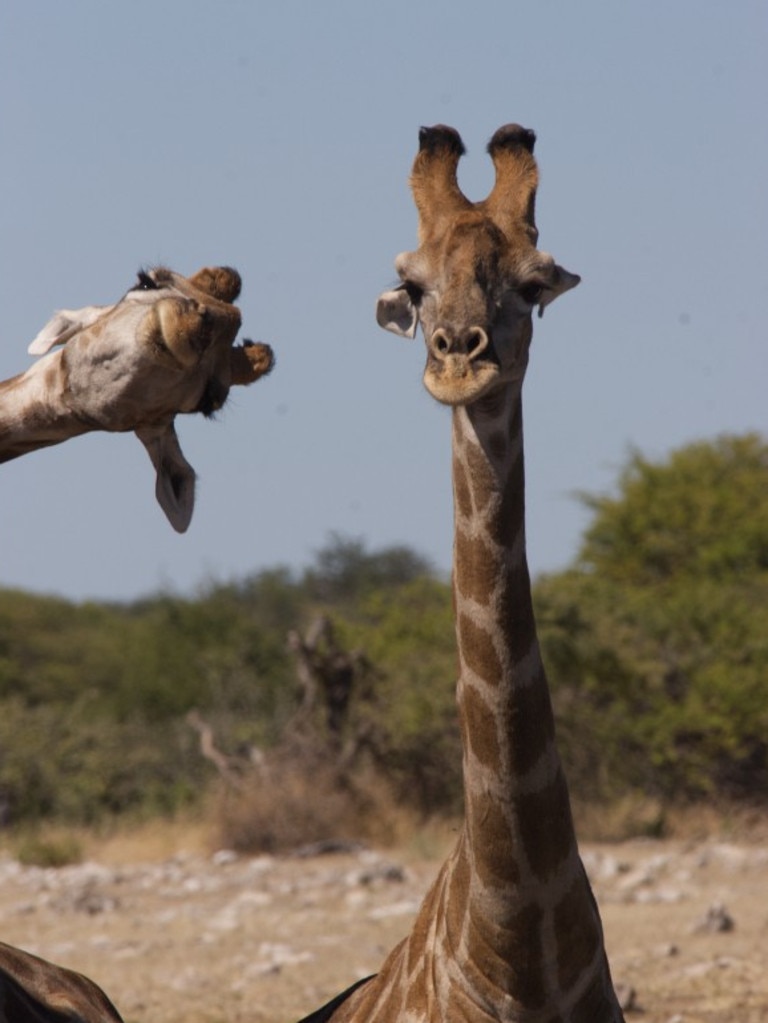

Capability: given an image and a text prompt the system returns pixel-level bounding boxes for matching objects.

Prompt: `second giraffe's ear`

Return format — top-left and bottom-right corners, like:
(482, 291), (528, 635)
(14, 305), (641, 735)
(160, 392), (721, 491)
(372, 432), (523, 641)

(135, 423), (196, 534)
(28, 305), (113, 355)
(376, 287), (419, 338)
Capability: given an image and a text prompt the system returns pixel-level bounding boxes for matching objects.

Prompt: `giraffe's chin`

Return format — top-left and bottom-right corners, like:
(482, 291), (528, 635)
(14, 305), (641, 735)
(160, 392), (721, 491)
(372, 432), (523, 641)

(423, 361), (500, 407)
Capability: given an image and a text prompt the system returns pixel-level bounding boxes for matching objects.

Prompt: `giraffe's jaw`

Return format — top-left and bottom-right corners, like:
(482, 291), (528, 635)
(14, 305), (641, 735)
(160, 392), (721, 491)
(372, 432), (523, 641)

(423, 354), (500, 406)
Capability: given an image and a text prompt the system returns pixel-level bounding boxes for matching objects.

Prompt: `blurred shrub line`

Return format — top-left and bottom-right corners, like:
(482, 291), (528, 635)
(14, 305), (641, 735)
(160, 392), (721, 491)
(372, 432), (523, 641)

(1, 434), (766, 839)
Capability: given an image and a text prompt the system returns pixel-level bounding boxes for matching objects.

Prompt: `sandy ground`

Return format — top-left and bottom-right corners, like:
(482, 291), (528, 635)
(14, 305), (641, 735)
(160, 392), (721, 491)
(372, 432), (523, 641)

(1, 834), (767, 1023)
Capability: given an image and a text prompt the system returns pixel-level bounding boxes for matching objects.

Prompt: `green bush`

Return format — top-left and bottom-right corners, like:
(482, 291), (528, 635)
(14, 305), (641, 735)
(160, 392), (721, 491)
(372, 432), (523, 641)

(1, 437), (767, 830)
(539, 433), (768, 801)
(15, 832), (83, 868)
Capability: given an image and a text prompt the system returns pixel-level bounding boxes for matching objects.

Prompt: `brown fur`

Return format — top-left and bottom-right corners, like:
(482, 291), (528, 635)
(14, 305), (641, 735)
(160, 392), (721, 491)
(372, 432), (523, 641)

(0, 942), (124, 1023)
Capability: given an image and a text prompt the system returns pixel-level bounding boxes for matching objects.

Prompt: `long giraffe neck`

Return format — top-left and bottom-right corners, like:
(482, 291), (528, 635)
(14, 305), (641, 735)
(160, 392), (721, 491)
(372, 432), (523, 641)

(334, 386), (622, 1022)
(453, 390), (573, 892)
(0, 357), (89, 463)
(448, 387), (622, 1019)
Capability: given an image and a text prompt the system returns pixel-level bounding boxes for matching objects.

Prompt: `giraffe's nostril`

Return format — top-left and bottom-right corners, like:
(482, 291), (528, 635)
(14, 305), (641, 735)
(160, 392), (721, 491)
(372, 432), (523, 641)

(430, 327), (489, 361)
(430, 329), (453, 358)
(466, 328), (489, 360)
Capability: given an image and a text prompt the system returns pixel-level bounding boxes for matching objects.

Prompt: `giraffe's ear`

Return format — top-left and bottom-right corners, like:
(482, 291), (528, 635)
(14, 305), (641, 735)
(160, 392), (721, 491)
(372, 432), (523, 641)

(376, 288), (419, 338)
(135, 423), (196, 533)
(28, 304), (113, 355)
(537, 265), (580, 318)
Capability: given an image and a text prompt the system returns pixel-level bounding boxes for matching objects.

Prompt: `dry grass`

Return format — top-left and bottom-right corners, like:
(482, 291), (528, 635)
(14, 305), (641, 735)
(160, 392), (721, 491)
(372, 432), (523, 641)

(3, 810), (767, 1023)
(0, 814), (213, 868)
(12, 828), (84, 867)
(573, 793), (768, 845)
(88, 813), (213, 864)
(4, 792), (764, 874)
(212, 758), (409, 855)
(572, 794), (668, 842)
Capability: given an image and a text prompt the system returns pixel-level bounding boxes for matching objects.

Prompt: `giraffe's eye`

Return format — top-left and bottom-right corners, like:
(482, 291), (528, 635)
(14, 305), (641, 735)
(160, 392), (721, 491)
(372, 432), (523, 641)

(402, 281), (424, 306)
(518, 283), (544, 306)
(133, 271), (158, 291)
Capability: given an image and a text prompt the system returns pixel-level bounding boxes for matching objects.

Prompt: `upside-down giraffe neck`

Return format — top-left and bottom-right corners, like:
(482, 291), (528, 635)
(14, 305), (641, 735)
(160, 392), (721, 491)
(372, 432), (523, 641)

(0, 358), (88, 463)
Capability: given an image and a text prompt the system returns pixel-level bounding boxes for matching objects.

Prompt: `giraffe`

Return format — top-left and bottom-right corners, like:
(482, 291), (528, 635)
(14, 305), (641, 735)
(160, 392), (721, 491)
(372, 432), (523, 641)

(0, 263), (273, 1019)
(321, 124), (625, 1022)
(0, 265), (274, 532)
(0, 129), (624, 1023)
(0, 941), (124, 1023)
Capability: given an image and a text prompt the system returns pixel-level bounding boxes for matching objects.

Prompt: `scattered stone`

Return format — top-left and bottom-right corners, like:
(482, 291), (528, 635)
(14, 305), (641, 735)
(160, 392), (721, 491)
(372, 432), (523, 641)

(292, 839), (367, 858)
(248, 942), (314, 975)
(683, 956), (735, 978)
(693, 902), (734, 933)
(211, 849), (239, 866)
(368, 899), (421, 920)
(654, 943), (679, 958)
(72, 888), (119, 915)
(49, 883), (118, 916)
(613, 982), (637, 1012)
(356, 863), (406, 886)
(616, 867), (654, 893)
(582, 850), (629, 881)
(634, 886), (685, 904)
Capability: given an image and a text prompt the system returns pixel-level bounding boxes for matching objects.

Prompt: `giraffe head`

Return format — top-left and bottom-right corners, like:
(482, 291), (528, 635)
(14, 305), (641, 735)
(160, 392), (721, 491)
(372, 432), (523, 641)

(23, 265), (274, 531)
(377, 125), (579, 406)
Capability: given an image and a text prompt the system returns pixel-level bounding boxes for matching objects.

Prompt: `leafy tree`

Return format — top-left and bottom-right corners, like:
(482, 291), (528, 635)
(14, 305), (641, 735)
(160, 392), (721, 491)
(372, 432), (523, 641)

(540, 433), (768, 801)
(303, 533), (434, 604)
(0, 538), (451, 825)
(338, 575), (459, 812)
(578, 433), (768, 584)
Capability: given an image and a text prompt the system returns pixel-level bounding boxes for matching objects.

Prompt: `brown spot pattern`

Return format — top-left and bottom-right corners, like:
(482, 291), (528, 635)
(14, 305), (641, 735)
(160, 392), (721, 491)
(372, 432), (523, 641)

(453, 454), (473, 522)
(496, 451), (526, 553)
(554, 872), (602, 992)
(403, 949), (428, 1016)
(568, 969), (620, 1023)
(516, 767), (576, 881)
(458, 682), (500, 769)
(496, 571), (537, 665)
(487, 429), (508, 463)
(463, 435), (497, 504)
(457, 612), (502, 686)
(466, 898), (547, 1009)
(500, 669), (556, 778)
(466, 788), (520, 888)
(454, 534), (498, 609)
(444, 845), (472, 938)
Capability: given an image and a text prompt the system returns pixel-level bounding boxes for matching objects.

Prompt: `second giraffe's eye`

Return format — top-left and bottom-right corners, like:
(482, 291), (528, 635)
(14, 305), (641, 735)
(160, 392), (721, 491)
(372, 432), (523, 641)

(518, 283), (544, 306)
(133, 271), (158, 291)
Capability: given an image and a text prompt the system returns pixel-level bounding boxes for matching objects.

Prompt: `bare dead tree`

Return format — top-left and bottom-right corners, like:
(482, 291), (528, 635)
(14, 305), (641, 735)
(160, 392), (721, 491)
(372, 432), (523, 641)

(286, 616), (380, 762)
(186, 710), (267, 790)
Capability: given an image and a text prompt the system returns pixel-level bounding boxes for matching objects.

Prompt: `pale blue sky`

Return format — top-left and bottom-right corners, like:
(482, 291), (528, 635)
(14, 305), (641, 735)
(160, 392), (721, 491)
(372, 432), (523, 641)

(1, 1), (766, 601)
